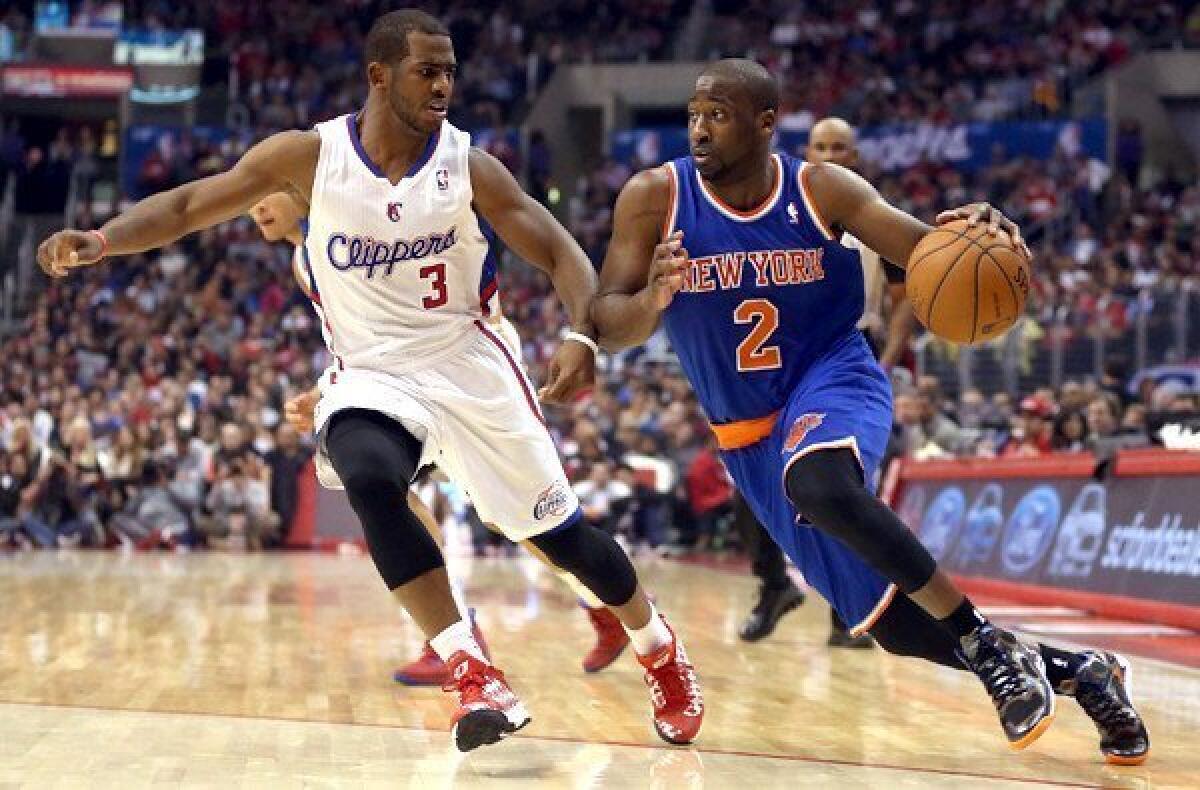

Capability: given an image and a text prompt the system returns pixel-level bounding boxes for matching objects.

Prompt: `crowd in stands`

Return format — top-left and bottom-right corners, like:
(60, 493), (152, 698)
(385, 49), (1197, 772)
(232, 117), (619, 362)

(708, 0), (1199, 127)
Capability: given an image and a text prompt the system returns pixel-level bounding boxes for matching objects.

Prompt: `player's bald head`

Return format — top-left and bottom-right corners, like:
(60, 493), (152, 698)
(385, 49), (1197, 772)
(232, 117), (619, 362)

(697, 59), (780, 113)
(806, 116), (859, 170)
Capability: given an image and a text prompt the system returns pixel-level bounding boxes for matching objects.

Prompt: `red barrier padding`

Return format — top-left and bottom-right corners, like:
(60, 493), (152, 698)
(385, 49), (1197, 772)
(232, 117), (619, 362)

(895, 453), (1097, 481)
(284, 459), (318, 548)
(1113, 448), (1200, 477)
(954, 575), (1200, 632)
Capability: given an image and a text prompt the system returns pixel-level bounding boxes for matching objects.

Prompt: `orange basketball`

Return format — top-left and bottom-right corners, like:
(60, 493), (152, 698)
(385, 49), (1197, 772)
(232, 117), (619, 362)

(905, 219), (1030, 345)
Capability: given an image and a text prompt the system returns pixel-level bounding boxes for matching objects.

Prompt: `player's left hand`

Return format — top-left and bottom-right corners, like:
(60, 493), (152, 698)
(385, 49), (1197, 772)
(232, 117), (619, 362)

(538, 340), (595, 405)
(935, 203), (1032, 262)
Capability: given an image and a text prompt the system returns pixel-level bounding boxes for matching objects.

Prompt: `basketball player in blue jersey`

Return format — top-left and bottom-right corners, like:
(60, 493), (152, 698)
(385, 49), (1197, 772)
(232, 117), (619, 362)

(37, 9), (702, 753)
(738, 117), (914, 649)
(251, 190), (632, 682)
(594, 59), (1147, 764)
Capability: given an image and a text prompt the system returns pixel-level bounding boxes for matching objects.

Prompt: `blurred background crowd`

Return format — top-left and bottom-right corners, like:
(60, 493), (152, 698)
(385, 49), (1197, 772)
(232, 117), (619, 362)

(2, 0), (1200, 556)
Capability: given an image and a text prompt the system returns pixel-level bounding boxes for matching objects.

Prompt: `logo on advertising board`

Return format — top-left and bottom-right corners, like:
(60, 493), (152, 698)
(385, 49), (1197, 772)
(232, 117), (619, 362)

(897, 486), (927, 532)
(919, 487), (966, 561)
(1001, 485), (1062, 576)
(1047, 484), (1106, 578)
(953, 484), (1004, 568)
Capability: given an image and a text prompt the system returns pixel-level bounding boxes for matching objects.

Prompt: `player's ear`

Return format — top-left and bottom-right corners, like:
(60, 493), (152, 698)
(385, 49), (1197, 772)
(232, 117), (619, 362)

(366, 61), (388, 91)
(759, 109), (776, 139)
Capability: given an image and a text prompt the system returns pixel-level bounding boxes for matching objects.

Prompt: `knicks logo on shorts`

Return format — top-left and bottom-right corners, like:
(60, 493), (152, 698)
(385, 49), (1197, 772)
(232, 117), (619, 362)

(783, 413), (825, 453)
(533, 482), (571, 521)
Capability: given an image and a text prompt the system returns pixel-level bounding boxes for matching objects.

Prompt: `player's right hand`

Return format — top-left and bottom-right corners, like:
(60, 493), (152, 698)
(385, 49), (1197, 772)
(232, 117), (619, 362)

(284, 389), (320, 434)
(646, 230), (688, 310)
(37, 230), (106, 278)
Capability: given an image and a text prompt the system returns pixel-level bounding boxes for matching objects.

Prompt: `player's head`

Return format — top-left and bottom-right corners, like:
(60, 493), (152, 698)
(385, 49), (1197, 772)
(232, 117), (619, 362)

(688, 59), (779, 181)
(251, 192), (305, 242)
(806, 117), (858, 170)
(364, 10), (455, 136)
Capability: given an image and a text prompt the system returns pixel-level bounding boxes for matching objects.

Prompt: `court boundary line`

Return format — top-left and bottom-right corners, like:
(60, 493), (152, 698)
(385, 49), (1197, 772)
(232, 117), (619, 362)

(0, 698), (1106, 788)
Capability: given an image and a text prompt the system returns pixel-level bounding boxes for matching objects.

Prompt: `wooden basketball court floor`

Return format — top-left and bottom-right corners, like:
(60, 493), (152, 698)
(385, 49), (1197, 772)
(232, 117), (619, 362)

(1, 550), (1196, 788)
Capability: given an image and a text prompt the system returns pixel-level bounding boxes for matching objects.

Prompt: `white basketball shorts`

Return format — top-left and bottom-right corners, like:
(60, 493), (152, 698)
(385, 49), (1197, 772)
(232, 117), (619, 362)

(312, 320), (580, 541)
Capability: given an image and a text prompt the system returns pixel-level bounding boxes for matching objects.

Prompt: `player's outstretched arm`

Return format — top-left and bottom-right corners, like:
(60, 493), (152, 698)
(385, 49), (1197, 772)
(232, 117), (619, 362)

(804, 163), (1030, 267)
(38, 130), (319, 278)
(591, 167), (683, 351)
(468, 147), (596, 403)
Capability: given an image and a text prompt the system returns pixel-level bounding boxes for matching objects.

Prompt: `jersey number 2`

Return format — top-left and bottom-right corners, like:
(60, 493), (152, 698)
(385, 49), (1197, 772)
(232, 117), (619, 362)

(734, 299), (781, 371)
(420, 263), (447, 309)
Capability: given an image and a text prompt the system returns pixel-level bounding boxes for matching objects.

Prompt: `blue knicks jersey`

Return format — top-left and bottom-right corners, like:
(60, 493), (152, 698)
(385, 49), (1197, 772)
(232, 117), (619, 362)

(661, 153), (867, 424)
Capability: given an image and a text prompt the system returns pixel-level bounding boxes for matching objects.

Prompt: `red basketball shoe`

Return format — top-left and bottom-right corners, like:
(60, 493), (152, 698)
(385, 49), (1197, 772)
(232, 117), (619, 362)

(637, 617), (704, 745)
(444, 651), (531, 752)
(582, 606), (629, 673)
(393, 610), (491, 686)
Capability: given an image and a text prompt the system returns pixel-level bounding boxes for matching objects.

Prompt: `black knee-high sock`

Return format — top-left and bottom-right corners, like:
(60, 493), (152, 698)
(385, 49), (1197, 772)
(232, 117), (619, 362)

(871, 595), (1089, 693)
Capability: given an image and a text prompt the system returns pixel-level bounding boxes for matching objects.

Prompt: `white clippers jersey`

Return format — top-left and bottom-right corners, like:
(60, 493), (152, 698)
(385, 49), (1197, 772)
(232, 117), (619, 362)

(302, 115), (498, 374)
(843, 232), (885, 334)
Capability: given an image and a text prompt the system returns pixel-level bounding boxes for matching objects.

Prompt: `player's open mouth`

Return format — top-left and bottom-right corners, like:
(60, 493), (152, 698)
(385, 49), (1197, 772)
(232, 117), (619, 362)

(428, 102), (448, 117)
(692, 149), (712, 162)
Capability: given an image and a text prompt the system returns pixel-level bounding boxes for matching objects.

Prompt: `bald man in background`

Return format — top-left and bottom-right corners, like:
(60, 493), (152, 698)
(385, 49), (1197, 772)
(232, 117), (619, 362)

(737, 117), (915, 647)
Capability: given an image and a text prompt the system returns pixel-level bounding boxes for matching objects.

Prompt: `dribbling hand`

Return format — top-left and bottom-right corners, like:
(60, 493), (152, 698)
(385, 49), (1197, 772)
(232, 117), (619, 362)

(934, 203), (1032, 262)
(36, 230), (106, 278)
(646, 230), (688, 310)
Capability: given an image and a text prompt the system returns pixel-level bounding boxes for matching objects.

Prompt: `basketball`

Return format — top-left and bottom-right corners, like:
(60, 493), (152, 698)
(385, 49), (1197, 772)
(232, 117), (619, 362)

(905, 219), (1031, 345)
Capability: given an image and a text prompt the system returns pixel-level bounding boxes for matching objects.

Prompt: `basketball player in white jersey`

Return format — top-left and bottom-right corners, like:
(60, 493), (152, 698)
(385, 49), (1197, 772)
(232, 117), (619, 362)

(737, 117), (915, 649)
(250, 190), (631, 682)
(38, 9), (703, 752)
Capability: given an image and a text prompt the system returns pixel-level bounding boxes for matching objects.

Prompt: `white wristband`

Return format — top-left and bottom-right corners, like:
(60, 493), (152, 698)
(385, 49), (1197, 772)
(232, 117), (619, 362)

(564, 331), (599, 355)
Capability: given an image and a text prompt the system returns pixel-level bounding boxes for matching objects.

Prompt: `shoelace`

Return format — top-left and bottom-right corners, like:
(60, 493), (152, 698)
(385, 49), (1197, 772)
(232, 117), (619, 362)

(443, 664), (507, 698)
(646, 661), (703, 717)
(1077, 683), (1138, 732)
(972, 636), (1026, 709)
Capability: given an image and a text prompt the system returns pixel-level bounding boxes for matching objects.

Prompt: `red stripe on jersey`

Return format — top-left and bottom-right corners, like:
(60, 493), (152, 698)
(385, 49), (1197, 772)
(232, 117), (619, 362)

(475, 319), (545, 426)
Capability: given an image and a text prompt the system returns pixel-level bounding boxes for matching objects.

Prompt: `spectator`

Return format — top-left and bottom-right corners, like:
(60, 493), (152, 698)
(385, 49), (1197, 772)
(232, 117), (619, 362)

(110, 461), (194, 549)
(1086, 394), (1122, 447)
(683, 434), (734, 551)
(199, 454), (279, 550)
(266, 423), (313, 543)
(573, 461), (632, 535)
(1002, 395), (1055, 457)
(1052, 411), (1089, 453)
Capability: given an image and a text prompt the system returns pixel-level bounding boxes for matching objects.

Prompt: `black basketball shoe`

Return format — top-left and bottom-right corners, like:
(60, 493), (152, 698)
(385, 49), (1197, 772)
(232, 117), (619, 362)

(957, 624), (1056, 749)
(739, 581), (805, 642)
(1057, 651), (1149, 765)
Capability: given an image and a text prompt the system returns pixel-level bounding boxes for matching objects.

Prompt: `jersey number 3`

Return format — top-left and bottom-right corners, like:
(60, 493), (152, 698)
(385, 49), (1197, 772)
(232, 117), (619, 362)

(734, 299), (781, 371)
(420, 263), (448, 309)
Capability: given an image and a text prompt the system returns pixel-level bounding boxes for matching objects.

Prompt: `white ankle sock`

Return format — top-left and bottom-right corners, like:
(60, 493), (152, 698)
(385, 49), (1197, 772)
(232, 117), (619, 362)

(429, 619), (487, 664)
(626, 603), (673, 655)
(556, 569), (605, 610)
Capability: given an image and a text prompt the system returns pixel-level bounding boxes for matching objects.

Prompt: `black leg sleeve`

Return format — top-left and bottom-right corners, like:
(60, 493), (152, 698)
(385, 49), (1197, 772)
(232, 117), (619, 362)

(528, 519), (638, 606)
(784, 448), (938, 594)
(325, 409), (444, 590)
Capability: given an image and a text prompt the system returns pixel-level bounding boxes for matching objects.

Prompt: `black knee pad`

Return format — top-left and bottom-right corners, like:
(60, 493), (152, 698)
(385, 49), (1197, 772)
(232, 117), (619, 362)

(326, 410), (443, 589)
(869, 593), (964, 670)
(528, 520), (638, 606)
(784, 448), (938, 594)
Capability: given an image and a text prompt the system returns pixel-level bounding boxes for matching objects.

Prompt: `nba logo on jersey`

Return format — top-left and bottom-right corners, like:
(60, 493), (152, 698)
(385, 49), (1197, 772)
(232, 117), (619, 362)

(787, 202), (800, 224)
(437, 168), (449, 191)
(783, 413), (825, 452)
(386, 202), (402, 222)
